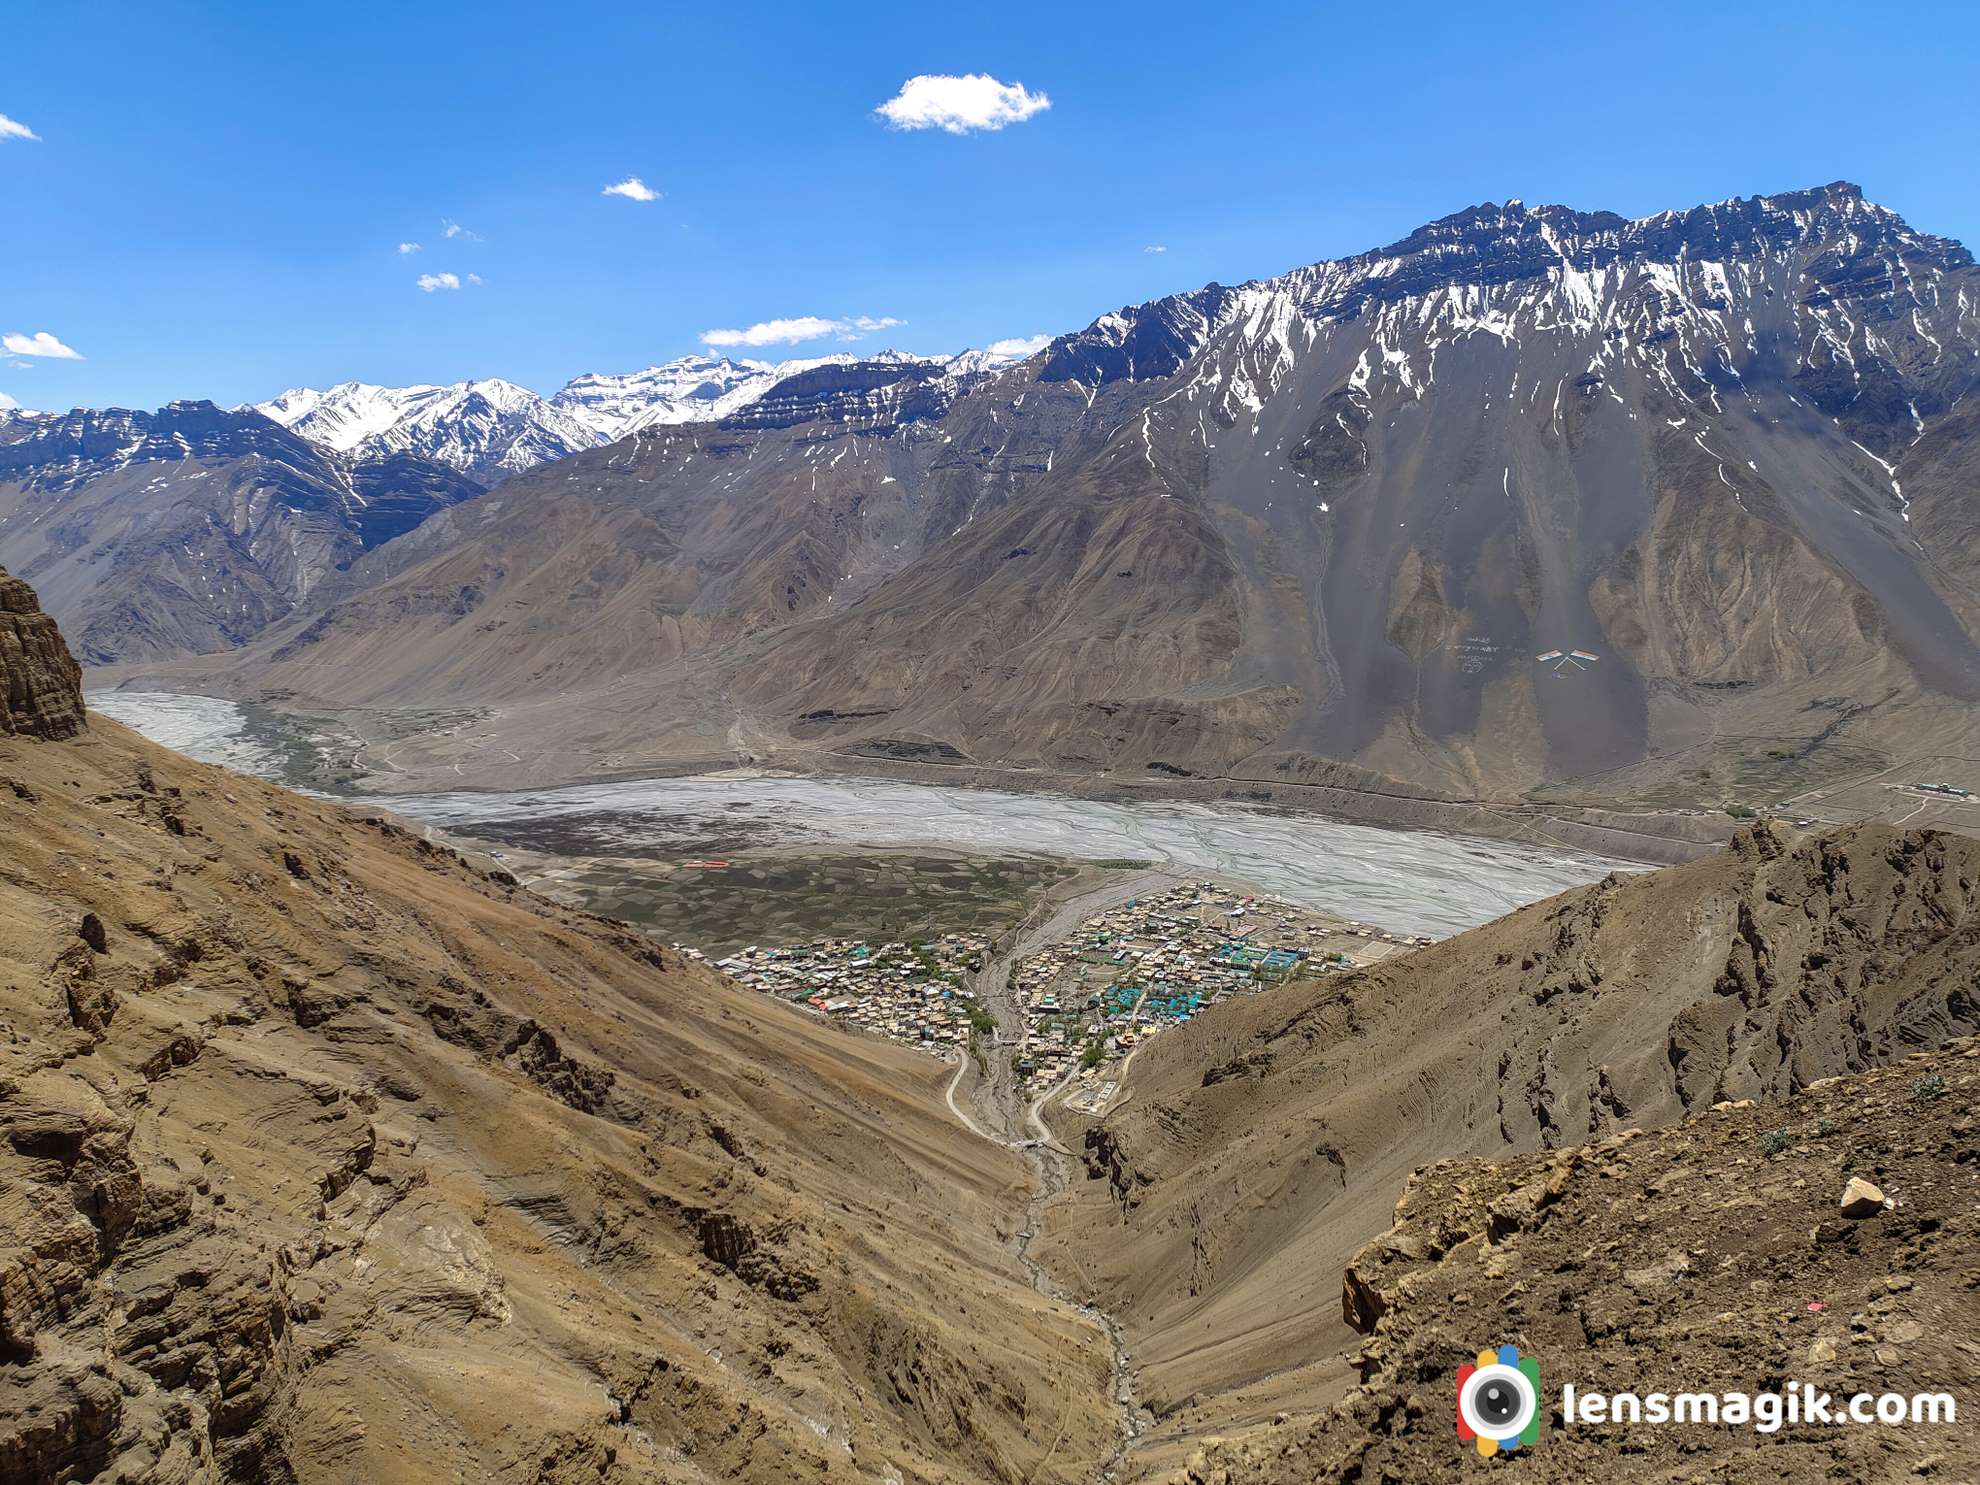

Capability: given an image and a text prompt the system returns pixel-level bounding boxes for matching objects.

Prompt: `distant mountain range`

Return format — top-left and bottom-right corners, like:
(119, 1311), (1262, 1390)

(252, 349), (1022, 483)
(20, 181), (1980, 810)
(0, 402), (479, 663)
(252, 378), (601, 486)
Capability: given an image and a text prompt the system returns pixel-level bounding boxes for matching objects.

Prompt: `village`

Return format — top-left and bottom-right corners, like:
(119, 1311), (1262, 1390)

(1003, 880), (1426, 1094)
(710, 930), (999, 1047)
(705, 878), (1431, 1091)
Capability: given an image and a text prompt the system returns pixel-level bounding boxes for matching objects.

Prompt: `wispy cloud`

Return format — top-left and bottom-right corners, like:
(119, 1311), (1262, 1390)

(398, 241), (422, 254)
(467, 273), (485, 286)
(0, 392), (19, 411)
(1144, 244), (1167, 253)
(416, 272), (462, 293)
(700, 314), (902, 348)
(2, 330), (83, 360)
(603, 176), (660, 202)
(875, 74), (1050, 134)
(988, 334), (1052, 357)
(0, 112), (39, 143)
(441, 219), (481, 241)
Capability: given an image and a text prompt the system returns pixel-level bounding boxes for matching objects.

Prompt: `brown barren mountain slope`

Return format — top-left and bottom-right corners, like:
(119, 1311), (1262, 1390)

(1177, 1041), (1980, 1482)
(0, 566), (1117, 1485)
(1035, 820), (1980, 1469)
(112, 184), (1980, 811)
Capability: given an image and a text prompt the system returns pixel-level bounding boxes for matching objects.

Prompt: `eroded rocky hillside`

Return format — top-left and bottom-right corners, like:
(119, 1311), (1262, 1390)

(0, 571), (1118, 1484)
(1175, 1041), (1980, 1482)
(1035, 819), (1980, 1467)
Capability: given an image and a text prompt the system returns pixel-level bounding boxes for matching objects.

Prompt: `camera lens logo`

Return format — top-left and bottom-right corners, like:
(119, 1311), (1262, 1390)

(1456, 1344), (1542, 1457)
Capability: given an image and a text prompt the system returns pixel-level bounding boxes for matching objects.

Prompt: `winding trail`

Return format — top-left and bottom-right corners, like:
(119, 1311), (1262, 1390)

(943, 1050), (994, 1143)
(941, 868), (1184, 1481)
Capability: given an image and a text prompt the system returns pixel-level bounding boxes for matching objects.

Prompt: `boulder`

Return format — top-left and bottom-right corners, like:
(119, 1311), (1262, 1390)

(1839, 1177), (1886, 1218)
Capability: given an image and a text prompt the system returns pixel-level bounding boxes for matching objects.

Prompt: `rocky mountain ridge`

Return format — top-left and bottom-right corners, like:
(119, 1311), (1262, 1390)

(550, 352), (942, 439)
(1173, 1039), (1980, 1482)
(254, 378), (601, 486)
(151, 181), (1980, 811)
(254, 348), (1025, 482)
(0, 403), (481, 664)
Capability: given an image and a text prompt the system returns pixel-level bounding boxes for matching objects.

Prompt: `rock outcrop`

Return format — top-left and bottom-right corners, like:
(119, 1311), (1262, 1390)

(0, 564), (84, 739)
(1172, 1041), (1980, 1482)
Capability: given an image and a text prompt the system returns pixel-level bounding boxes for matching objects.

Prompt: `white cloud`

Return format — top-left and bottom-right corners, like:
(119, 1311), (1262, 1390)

(467, 273), (485, 286)
(988, 334), (1052, 357)
(416, 272), (462, 293)
(603, 176), (660, 202)
(441, 219), (481, 241)
(2, 330), (83, 360)
(700, 314), (902, 348)
(398, 241), (422, 254)
(1144, 244), (1167, 253)
(0, 112), (39, 143)
(875, 74), (1050, 134)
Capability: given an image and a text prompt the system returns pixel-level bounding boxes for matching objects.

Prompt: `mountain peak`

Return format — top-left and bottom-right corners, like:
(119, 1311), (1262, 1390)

(1041, 179), (1974, 398)
(255, 378), (598, 484)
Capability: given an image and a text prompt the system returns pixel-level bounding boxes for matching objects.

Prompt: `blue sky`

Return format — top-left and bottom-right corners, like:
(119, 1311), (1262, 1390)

(5, 0), (1977, 412)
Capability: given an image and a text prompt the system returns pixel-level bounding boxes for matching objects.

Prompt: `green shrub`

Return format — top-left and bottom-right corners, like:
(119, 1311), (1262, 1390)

(1911, 1073), (1948, 1104)
(1757, 1128), (1793, 1156)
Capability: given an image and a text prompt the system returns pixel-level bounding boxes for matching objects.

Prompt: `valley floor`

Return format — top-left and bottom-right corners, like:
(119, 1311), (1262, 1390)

(86, 681), (1980, 868)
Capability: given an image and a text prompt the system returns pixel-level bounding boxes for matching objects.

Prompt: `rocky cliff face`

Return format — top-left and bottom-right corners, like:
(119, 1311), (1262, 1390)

(0, 564), (84, 739)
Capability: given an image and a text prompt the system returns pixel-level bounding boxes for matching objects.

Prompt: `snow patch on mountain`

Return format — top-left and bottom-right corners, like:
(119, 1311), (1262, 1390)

(257, 348), (1027, 481)
(256, 379), (600, 485)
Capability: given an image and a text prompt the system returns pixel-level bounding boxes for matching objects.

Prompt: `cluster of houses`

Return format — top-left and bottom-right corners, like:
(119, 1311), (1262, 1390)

(1007, 882), (1429, 1092)
(711, 933), (996, 1047)
(698, 883), (1433, 1089)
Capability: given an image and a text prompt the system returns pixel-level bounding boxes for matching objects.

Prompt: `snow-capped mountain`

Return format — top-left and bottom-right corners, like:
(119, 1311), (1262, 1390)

(256, 350), (1030, 483)
(0, 401), (480, 663)
(256, 379), (601, 487)
(1035, 181), (1976, 464)
(549, 355), (859, 439)
(198, 181), (1980, 805)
